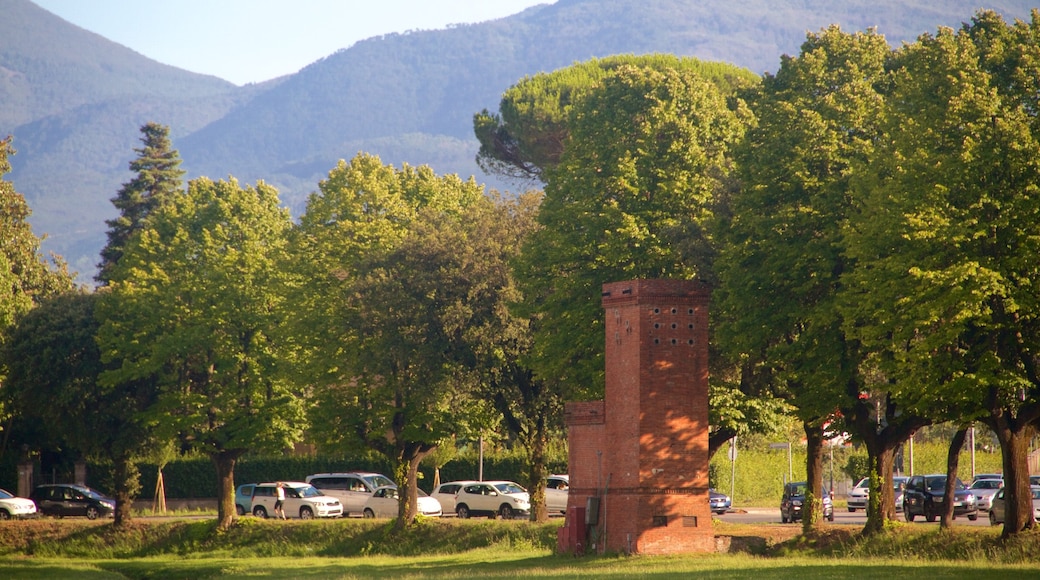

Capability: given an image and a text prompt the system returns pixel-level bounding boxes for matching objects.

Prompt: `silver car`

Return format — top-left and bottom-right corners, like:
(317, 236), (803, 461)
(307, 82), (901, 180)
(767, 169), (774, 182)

(988, 485), (1040, 525)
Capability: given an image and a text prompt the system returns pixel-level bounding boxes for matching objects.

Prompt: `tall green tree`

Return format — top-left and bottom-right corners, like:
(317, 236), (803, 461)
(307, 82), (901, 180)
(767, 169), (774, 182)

(716, 26), (928, 535)
(97, 177), (303, 530)
(291, 154), (490, 527)
(96, 123), (185, 285)
(515, 63), (748, 405)
(841, 10), (1040, 537)
(1, 291), (155, 527)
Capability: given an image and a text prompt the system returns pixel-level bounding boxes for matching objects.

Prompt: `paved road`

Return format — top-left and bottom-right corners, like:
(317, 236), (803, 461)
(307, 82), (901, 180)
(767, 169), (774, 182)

(718, 506), (991, 527)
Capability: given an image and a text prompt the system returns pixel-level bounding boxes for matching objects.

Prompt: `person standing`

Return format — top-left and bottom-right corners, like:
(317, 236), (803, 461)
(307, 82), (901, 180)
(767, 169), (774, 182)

(274, 482), (286, 520)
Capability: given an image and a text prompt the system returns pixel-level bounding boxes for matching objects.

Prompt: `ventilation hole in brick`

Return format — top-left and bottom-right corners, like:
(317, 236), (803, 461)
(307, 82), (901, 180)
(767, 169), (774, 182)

(688, 324), (694, 330)
(671, 338), (678, 345)
(688, 339), (694, 346)
(652, 515), (669, 527)
(671, 323), (677, 329)
(653, 308), (660, 314)
(682, 516), (699, 527)
(654, 323), (660, 329)
(671, 308), (677, 314)
(654, 338), (660, 345)
(688, 308), (694, 315)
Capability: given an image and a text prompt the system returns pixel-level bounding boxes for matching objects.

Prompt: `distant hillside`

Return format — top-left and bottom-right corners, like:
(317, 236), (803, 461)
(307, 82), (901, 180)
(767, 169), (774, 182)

(4, 0), (1037, 282)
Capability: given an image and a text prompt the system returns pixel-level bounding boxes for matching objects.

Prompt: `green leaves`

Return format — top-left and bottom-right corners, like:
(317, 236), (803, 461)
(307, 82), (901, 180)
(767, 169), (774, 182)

(98, 176), (303, 457)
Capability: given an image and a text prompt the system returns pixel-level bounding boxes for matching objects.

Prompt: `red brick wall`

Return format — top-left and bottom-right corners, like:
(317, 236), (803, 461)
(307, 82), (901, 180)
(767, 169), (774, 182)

(564, 279), (713, 555)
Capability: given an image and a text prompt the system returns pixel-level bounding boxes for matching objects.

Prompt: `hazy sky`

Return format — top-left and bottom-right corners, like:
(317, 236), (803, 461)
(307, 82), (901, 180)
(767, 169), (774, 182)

(34, 0), (552, 85)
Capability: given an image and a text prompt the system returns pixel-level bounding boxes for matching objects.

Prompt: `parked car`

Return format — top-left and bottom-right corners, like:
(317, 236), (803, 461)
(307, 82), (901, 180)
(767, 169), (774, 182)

(968, 478), (1003, 511)
(454, 480), (530, 519)
(30, 484), (114, 519)
(894, 476), (910, 512)
(989, 485), (1040, 525)
(362, 486), (442, 518)
(903, 474), (978, 522)
(305, 472), (394, 516)
(250, 482), (342, 519)
(545, 475), (569, 515)
(235, 483), (256, 516)
(710, 489), (732, 515)
(780, 481), (833, 523)
(847, 477), (870, 512)
(431, 480), (475, 515)
(0, 488), (37, 520)
(973, 473), (1003, 484)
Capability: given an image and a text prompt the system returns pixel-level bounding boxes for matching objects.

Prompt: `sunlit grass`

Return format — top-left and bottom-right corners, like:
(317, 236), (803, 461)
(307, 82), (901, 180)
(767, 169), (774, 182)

(5, 550), (1040, 579)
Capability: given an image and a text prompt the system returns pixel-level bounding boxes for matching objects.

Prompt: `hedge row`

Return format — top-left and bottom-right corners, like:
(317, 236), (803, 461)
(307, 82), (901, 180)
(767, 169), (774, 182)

(126, 454), (568, 499)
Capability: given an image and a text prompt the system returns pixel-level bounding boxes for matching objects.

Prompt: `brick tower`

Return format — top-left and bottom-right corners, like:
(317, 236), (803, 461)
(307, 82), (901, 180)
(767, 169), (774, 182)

(560, 279), (712, 555)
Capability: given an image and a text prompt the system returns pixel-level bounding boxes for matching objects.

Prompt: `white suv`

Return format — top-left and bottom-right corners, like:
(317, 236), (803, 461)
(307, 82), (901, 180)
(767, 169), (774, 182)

(250, 482), (342, 519)
(454, 480), (530, 519)
(305, 472), (394, 516)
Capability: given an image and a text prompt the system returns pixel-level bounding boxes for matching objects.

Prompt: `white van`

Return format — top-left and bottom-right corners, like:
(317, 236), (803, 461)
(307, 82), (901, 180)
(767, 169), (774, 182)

(305, 472), (394, 516)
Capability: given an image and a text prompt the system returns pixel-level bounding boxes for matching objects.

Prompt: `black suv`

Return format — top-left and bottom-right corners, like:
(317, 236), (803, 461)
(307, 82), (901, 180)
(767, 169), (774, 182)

(780, 481), (834, 523)
(903, 474), (978, 522)
(30, 484), (115, 519)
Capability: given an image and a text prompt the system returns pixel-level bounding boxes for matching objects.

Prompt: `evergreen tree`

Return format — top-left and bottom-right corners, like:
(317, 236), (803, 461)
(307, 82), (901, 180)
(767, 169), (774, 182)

(96, 123), (184, 285)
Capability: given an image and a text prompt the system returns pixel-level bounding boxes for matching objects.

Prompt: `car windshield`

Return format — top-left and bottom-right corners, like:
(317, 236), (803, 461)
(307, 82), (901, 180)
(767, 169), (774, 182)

(971, 480), (1001, 490)
(77, 487), (107, 500)
(926, 477), (967, 492)
(0, 489), (13, 499)
(292, 485), (323, 498)
(362, 474), (395, 488)
(494, 482), (527, 494)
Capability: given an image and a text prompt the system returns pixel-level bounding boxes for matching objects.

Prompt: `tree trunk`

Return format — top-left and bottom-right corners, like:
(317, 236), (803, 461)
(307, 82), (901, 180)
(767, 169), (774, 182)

(986, 404), (1038, 537)
(211, 450), (242, 530)
(111, 452), (138, 528)
(394, 443), (434, 530)
(802, 422), (824, 534)
(527, 413), (549, 523)
(940, 426), (968, 530)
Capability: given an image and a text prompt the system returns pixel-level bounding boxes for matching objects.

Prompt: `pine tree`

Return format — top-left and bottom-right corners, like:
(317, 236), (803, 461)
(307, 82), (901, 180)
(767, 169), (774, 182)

(96, 123), (184, 285)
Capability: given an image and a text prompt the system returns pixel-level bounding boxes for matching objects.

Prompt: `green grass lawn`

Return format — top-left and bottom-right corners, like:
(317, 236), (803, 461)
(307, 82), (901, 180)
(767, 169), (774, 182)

(2, 516), (1039, 579)
(5, 550), (1040, 579)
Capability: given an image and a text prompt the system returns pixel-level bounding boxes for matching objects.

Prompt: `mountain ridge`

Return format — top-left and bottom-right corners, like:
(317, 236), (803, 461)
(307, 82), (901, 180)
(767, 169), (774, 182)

(5, 0), (1036, 281)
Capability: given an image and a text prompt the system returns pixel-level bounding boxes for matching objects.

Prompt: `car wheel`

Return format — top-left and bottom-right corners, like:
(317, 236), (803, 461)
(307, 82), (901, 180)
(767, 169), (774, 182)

(967, 513), (978, 521)
(848, 507), (855, 512)
(253, 506), (268, 519)
(0, 509), (10, 520)
(828, 512), (835, 522)
(499, 504), (514, 519)
(456, 504), (470, 519)
(904, 507), (915, 522)
(236, 504), (245, 516)
(86, 506), (100, 520)
(781, 512), (788, 524)
(363, 508), (375, 518)
(925, 511), (936, 523)
(300, 507), (314, 520)
(990, 510), (998, 526)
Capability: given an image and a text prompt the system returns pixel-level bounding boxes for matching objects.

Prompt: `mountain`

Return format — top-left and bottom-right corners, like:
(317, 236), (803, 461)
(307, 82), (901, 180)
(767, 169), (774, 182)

(4, 0), (1036, 282)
